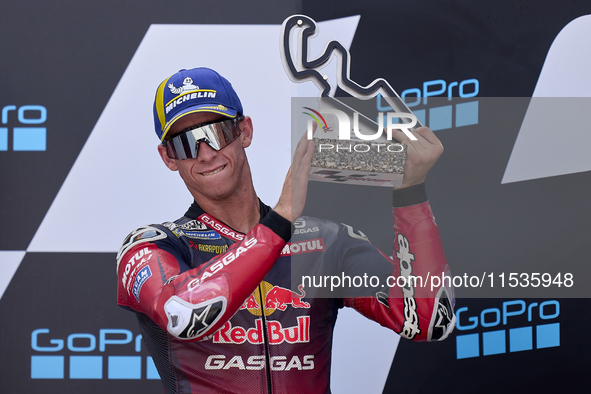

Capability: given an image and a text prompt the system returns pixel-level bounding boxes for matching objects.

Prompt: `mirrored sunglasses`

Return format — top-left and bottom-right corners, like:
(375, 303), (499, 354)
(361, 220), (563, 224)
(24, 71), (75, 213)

(163, 116), (244, 160)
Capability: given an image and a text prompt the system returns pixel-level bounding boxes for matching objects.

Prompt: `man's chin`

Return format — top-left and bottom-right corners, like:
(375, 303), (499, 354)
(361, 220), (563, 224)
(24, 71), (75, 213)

(189, 183), (237, 202)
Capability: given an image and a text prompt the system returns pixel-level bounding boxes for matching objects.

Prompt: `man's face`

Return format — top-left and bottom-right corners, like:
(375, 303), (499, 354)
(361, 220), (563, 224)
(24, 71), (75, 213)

(159, 112), (253, 202)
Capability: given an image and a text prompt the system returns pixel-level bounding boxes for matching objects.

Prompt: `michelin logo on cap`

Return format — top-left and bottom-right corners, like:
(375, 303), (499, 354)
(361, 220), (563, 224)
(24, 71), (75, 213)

(165, 89), (218, 115)
(154, 67), (244, 140)
(168, 77), (199, 94)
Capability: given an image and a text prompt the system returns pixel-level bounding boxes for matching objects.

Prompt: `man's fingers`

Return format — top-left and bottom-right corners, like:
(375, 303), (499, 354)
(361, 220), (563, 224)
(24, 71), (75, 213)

(293, 140), (314, 183)
(391, 127), (414, 143)
(297, 122), (316, 143)
(394, 127), (443, 155)
(392, 128), (430, 150)
(402, 139), (419, 158)
(413, 126), (443, 148)
(294, 126), (312, 158)
(293, 127), (316, 170)
(395, 130), (428, 155)
(275, 127), (315, 222)
(297, 139), (314, 161)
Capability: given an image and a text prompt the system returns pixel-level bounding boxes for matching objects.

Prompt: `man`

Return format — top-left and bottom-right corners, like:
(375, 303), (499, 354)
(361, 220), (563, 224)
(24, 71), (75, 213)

(117, 67), (455, 394)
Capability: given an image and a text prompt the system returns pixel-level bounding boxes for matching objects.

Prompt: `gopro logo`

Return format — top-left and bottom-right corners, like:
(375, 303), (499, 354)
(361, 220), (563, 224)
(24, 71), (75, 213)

(377, 78), (479, 132)
(455, 300), (560, 359)
(1, 105), (47, 151)
(30, 328), (160, 380)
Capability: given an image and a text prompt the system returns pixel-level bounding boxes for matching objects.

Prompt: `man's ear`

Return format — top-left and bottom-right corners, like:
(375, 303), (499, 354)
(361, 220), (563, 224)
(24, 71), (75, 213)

(157, 144), (178, 171)
(239, 116), (253, 148)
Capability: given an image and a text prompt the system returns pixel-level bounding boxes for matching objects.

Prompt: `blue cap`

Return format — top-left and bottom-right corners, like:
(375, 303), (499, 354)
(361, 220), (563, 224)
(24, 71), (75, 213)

(153, 67), (243, 141)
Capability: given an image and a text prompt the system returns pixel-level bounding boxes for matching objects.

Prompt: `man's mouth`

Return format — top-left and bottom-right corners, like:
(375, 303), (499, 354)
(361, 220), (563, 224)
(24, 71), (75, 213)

(201, 165), (226, 176)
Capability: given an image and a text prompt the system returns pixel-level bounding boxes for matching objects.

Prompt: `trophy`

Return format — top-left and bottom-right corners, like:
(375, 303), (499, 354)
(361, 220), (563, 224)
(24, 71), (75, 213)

(280, 15), (422, 187)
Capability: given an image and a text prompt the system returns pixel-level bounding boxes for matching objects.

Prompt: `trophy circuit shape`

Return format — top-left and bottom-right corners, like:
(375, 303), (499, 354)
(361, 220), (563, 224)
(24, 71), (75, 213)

(280, 15), (422, 187)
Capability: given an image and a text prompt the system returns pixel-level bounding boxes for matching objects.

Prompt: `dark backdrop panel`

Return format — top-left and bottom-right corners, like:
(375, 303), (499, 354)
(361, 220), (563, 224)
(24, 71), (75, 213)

(301, 0), (591, 392)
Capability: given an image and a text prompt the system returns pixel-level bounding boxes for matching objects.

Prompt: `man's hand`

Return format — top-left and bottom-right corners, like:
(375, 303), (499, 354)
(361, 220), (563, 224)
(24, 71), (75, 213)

(274, 129), (315, 222)
(392, 126), (443, 189)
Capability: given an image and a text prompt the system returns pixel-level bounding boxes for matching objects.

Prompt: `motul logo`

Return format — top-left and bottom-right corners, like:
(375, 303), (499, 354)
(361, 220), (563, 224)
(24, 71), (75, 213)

(280, 239), (324, 255)
(213, 316), (310, 345)
(121, 247), (152, 291)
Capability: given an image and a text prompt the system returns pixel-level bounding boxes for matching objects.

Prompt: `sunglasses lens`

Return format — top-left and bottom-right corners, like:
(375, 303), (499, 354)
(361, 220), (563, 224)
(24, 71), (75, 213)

(164, 118), (242, 160)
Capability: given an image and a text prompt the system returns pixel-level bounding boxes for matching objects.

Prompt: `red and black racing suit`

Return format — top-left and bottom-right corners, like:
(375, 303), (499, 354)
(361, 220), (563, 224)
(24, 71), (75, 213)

(116, 183), (455, 394)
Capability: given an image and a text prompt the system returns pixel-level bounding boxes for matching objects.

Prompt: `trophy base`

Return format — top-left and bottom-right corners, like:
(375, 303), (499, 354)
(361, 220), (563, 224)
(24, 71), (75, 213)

(309, 138), (406, 187)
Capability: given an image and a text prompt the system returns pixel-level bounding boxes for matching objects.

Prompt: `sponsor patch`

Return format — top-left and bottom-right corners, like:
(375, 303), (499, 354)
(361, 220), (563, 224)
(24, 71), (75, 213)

(165, 89), (218, 114)
(264, 284), (310, 311)
(178, 220), (208, 231)
(167, 77), (199, 95)
(280, 239), (324, 255)
(198, 243), (229, 254)
(293, 226), (319, 235)
(204, 354), (314, 371)
(174, 228), (221, 240)
(396, 233), (421, 339)
(294, 218), (306, 228)
(186, 236), (258, 290)
(198, 213), (244, 241)
(213, 316), (310, 345)
(132, 266), (152, 302)
(239, 281), (311, 317)
(120, 246), (154, 293)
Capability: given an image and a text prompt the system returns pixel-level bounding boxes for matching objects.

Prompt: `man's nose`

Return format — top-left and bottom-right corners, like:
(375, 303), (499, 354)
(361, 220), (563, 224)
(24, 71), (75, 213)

(196, 141), (218, 161)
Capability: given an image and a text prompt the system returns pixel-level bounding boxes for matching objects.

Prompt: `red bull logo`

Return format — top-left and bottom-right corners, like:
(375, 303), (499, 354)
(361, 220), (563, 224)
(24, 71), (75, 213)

(212, 316), (310, 344)
(265, 284), (311, 311)
(239, 281), (311, 316)
(239, 294), (260, 310)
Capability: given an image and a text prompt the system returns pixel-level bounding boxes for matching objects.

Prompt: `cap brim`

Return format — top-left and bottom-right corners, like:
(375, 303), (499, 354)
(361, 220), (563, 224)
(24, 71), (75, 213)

(161, 104), (238, 141)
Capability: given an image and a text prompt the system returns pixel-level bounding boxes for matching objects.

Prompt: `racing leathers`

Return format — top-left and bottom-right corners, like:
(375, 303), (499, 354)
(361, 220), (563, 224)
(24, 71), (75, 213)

(116, 183), (455, 394)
